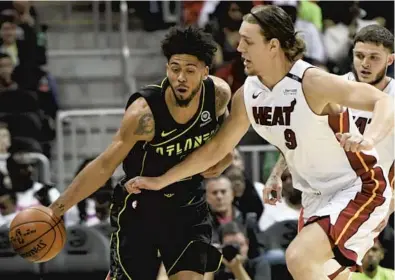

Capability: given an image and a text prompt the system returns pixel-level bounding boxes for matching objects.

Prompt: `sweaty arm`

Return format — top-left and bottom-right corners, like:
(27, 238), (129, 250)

(160, 86), (250, 187)
(49, 97), (154, 217)
(304, 68), (394, 145)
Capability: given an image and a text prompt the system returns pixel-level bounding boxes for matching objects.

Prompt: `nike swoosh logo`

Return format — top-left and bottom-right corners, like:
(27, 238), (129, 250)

(252, 91), (263, 99)
(161, 129), (177, 137)
(164, 193), (175, 198)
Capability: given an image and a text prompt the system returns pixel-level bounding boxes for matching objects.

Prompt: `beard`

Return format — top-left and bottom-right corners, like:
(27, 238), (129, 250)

(352, 63), (388, 86)
(169, 79), (202, 107)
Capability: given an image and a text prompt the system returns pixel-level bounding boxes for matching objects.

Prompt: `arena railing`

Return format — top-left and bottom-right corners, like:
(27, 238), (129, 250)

(0, 153), (51, 185)
(56, 109), (277, 189)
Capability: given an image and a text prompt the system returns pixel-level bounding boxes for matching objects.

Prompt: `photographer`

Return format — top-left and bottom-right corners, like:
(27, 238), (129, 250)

(210, 222), (271, 280)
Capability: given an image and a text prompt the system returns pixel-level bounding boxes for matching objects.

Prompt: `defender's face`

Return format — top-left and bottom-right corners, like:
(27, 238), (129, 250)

(353, 42), (394, 85)
(166, 54), (208, 107)
(237, 21), (269, 76)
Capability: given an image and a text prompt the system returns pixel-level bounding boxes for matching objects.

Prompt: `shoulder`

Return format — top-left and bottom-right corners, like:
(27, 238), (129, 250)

(302, 67), (350, 95)
(232, 85), (245, 103)
(209, 75), (232, 116)
(122, 96), (155, 141)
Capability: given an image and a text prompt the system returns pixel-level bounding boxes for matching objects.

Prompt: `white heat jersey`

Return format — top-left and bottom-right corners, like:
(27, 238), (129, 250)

(244, 60), (387, 195)
(343, 72), (394, 176)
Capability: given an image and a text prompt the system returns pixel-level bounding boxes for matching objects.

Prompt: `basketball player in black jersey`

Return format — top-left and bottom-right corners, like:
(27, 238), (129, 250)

(48, 26), (232, 280)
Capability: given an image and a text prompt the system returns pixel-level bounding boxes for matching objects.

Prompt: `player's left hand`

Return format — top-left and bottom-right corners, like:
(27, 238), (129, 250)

(125, 176), (165, 193)
(335, 133), (374, 152)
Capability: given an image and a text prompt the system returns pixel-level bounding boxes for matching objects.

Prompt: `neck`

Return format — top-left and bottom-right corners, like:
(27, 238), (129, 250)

(217, 207), (233, 219)
(364, 267), (379, 278)
(374, 76), (391, 91)
(257, 56), (295, 90)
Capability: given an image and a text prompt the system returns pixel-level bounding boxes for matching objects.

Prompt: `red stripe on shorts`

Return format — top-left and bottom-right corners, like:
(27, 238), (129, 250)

(323, 110), (388, 262)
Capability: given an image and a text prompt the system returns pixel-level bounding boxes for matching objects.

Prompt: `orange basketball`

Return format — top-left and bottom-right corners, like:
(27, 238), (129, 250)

(8, 205), (66, 263)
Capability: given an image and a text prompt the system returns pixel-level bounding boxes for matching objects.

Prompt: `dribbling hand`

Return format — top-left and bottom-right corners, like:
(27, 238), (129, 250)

(335, 133), (374, 153)
(125, 176), (164, 194)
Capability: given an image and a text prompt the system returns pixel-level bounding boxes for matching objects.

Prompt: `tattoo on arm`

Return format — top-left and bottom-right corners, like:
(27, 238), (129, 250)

(215, 84), (231, 116)
(134, 113), (154, 135)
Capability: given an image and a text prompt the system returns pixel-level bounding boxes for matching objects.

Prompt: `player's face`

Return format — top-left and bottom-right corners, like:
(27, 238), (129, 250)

(352, 42), (394, 85)
(167, 54), (209, 107)
(237, 21), (271, 76)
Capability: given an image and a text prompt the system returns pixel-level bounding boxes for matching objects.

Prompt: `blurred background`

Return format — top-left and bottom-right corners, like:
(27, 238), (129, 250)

(0, 1), (393, 279)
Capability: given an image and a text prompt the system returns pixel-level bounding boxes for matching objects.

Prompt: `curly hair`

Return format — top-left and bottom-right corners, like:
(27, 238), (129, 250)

(354, 25), (394, 53)
(161, 26), (218, 67)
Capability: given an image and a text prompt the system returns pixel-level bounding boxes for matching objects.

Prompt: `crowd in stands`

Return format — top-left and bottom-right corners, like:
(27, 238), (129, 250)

(0, 1), (394, 279)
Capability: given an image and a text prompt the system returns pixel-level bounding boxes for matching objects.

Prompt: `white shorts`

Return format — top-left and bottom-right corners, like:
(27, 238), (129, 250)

(298, 175), (391, 268)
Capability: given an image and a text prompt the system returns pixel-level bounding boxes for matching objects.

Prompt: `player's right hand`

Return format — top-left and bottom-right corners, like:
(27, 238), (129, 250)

(263, 176), (282, 205)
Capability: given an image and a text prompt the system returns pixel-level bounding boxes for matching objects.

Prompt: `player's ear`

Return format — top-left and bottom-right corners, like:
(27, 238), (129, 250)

(387, 53), (394, 66)
(269, 38), (280, 52)
(204, 66), (209, 79)
(166, 63), (170, 75)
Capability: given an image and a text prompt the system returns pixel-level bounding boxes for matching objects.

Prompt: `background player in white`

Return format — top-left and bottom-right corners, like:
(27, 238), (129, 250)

(127, 5), (394, 280)
(347, 24), (394, 192)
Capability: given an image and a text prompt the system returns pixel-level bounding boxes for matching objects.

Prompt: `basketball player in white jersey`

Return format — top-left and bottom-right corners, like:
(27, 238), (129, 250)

(347, 25), (394, 191)
(126, 5), (394, 280)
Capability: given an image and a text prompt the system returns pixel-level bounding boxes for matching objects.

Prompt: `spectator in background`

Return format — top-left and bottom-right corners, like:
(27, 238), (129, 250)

(71, 157), (111, 227)
(207, 1), (253, 69)
(0, 122), (10, 175)
(0, 12), (37, 89)
(208, 221), (271, 280)
(205, 175), (262, 259)
(224, 163), (264, 222)
(352, 240), (395, 280)
(322, 1), (381, 74)
(0, 122), (10, 154)
(0, 171), (17, 227)
(6, 151), (59, 210)
(274, 0), (327, 68)
(297, 0), (323, 31)
(0, 52), (17, 90)
(0, 51), (56, 159)
(214, 54), (246, 97)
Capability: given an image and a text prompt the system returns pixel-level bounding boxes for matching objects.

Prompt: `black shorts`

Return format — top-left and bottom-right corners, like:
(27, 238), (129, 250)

(108, 184), (222, 280)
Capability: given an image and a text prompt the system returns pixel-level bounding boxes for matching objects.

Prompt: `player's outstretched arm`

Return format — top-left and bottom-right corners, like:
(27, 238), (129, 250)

(200, 75), (233, 178)
(49, 97), (154, 217)
(304, 68), (394, 152)
(126, 87), (250, 192)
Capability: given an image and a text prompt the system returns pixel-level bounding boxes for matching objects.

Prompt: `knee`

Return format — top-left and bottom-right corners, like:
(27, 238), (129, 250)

(285, 242), (307, 272)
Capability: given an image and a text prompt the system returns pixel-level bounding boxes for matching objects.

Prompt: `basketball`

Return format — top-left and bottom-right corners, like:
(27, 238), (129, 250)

(8, 205), (66, 263)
